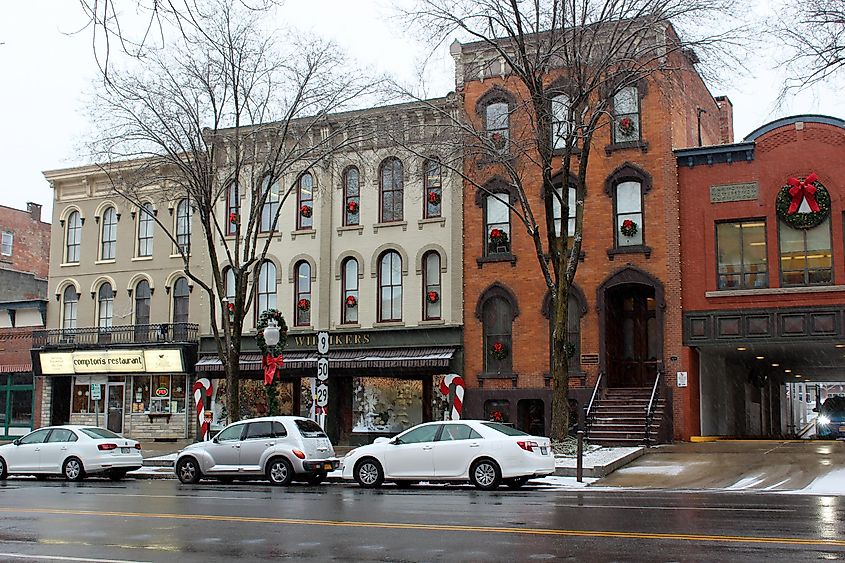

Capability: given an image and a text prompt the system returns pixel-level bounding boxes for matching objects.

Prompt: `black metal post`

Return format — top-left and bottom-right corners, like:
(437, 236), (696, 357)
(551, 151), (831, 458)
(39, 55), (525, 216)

(576, 430), (584, 483)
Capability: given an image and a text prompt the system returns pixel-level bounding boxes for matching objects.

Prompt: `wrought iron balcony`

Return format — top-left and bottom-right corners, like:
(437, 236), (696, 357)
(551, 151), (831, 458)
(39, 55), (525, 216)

(32, 323), (199, 349)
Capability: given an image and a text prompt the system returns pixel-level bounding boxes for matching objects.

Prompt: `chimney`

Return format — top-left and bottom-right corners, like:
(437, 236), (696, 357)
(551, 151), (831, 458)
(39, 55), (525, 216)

(714, 96), (734, 144)
(27, 202), (42, 222)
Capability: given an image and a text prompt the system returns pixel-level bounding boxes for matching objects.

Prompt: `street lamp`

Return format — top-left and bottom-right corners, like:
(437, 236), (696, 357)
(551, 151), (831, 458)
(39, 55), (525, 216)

(264, 319), (281, 347)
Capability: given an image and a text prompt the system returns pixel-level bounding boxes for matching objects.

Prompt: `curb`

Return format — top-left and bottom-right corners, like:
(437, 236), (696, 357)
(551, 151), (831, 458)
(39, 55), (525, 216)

(554, 447), (645, 478)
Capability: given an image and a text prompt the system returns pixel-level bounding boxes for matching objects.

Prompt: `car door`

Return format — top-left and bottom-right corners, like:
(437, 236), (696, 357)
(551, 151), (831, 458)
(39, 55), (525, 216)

(238, 421), (276, 472)
(38, 428), (78, 473)
(383, 424), (440, 479)
(204, 423), (245, 472)
(9, 428), (52, 472)
(433, 424), (483, 478)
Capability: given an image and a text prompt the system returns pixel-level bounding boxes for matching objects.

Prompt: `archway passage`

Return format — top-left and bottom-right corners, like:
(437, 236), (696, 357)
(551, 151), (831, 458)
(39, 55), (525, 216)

(605, 284), (659, 387)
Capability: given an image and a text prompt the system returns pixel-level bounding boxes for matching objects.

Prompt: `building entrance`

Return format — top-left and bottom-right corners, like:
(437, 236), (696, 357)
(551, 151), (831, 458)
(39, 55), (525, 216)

(605, 284), (659, 388)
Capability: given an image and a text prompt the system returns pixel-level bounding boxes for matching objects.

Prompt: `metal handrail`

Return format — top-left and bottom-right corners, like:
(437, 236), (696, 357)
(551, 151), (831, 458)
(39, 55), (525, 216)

(644, 367), (662, 446)
(33, 323), (199, 348)
(584, 371), (604, 435)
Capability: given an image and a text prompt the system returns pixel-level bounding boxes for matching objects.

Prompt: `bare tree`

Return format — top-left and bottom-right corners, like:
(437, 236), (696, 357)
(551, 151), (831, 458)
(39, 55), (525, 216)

(400, 0), (738, 441)
(88, 0), (375, 422)
(775, 0), (845, 90)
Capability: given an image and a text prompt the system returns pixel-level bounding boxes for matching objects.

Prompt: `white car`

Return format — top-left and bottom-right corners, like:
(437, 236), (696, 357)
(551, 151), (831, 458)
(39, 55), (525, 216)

(174, 416), (339, 485)
(0, 425), (142, 481)
(341, 420), (554, 490)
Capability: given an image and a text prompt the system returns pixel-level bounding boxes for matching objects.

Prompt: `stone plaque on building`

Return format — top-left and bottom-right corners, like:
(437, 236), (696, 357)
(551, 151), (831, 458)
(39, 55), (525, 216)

(580, 353), (599, 365)
(709, 182), (758, 203)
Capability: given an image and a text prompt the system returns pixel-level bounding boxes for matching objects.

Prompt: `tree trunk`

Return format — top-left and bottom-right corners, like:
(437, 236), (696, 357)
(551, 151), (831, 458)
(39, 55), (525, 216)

(226, 346), (241, 422)
(549, 283), (571, 441)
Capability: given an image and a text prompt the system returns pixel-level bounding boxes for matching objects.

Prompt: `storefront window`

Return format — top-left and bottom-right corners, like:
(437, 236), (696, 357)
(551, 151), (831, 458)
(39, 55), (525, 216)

(352, 377), (422, 433)
(131, 375), (187, 414)
(72, 378), (104, 414)
(484, 399), (510, 423)
(716, 220), (767, 289)
(132, 375), (151, 413)
(1, 374), (36, 435)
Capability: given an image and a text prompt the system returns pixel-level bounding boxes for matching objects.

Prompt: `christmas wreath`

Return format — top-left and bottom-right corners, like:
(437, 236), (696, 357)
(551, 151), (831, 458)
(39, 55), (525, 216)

(489, 410), (504, 423)
(618, 116), (636, 136)
(427, 290), (439, 304)
(346, 200), (359, 214)
(228, 212), (238, 225)
(299, 204), (313, 218)
(489, 131), (507, 150)
(489, 228), (509, 251)
(776, 173), (830, 229)
(490, 341), (509, 360)
(226, 302), (235, 320)
(256, 309), (288, 359)
(297, 298), (310, 312)
(563, 341), (576, 360)
(428, 191), (441, 206)
(345, 295), (357, 308)
(620, 219), (638, 238)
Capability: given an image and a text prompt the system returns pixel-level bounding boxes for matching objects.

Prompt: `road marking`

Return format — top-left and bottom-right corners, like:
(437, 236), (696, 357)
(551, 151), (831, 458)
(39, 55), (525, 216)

(0, 507), (841, 548)
(0, 553), (150, 563)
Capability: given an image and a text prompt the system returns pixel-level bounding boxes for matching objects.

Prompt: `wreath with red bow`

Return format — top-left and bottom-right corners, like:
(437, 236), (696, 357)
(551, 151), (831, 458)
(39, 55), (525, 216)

(427, 290), (439, 304)
(299, 204), (313, 218)
(776, 173), (830, 229)
(346, 200), (359, 214)
(490, 341), (509, 360)
(428, 191), (441, 206)
(345, 295), (357, 308)
(297, 298), (310, 312)
(620, 219), (638, 238)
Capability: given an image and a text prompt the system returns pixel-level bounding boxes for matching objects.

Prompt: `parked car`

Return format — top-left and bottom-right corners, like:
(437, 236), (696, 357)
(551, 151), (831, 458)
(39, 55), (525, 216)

(341, 420), (554, 490)
(816, 396), (845, 439)
(0, 425), (142, 481)
(174, 416), (339, 485)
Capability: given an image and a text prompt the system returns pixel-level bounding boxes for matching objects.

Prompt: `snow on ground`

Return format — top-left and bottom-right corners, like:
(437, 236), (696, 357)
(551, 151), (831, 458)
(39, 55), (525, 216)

(613, 462), (706, 477)
(555, 446), (641, 469)
(779, 468), (845, 496)
(725, 474), (767, 490)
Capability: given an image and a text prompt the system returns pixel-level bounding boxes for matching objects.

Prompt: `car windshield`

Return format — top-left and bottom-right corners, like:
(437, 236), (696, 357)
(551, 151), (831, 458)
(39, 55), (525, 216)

(821, 397), (845, 415)
(81, 427), (122, 439)
(295, 419), (327, 438)
(481, 422), (531, 436)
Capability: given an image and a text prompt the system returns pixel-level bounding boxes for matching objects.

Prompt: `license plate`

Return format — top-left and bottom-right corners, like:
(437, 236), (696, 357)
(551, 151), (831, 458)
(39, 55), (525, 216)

(323, 463), (333, 471)
(540, 447), (548, 455)
(839, 426), (845, 432)
(120, 447), (130, 454)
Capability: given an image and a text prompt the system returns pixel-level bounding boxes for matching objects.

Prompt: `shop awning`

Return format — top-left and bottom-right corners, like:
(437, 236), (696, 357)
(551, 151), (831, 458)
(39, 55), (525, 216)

(195, 347), (456, 372)
(0, 363), (32, 373)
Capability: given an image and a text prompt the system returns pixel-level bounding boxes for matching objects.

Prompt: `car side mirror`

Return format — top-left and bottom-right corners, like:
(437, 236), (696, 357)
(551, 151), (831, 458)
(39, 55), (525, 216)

(12, 439), (20, 446)
(813, 407), (819, 412)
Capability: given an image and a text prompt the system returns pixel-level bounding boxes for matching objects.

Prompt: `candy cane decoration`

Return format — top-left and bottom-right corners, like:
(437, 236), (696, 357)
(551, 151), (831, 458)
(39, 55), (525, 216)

(438, 373), (465, 420)
(193, 378), (213, 441)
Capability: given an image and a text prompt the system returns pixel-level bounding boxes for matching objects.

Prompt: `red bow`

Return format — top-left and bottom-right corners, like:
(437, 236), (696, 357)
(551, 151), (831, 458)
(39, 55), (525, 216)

(263, 354), (284, 385)
(787, 173), (820, 215)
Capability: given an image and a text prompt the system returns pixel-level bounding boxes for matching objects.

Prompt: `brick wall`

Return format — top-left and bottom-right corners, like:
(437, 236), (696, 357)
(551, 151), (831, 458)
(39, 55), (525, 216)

(0, 203), (51, 280)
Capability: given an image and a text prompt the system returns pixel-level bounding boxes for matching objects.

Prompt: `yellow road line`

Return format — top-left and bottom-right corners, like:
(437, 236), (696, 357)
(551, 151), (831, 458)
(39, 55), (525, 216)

(0, 507), (842, 548)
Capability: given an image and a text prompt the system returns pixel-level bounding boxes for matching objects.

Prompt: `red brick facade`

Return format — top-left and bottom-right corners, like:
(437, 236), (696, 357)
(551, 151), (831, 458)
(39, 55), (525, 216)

(0, 203), (50, 281)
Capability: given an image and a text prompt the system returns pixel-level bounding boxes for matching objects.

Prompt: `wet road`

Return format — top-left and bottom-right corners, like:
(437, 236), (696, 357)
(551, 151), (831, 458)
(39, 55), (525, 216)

(0, 478), (843, 562)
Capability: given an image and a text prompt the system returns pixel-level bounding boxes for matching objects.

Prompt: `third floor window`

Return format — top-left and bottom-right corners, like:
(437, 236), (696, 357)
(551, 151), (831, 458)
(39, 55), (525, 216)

(716, 220), (767, 290)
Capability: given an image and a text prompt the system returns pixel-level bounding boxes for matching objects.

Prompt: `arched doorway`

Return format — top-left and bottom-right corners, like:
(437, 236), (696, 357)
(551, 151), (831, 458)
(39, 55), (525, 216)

(598, 267), (664, 388)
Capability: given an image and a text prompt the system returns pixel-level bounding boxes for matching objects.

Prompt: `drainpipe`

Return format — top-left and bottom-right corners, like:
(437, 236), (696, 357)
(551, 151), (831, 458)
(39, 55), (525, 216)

(696, 108), (708, 147)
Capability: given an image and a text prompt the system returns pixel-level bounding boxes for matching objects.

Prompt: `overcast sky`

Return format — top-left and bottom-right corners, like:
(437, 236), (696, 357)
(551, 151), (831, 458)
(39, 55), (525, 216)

(0, 0), (840, 221)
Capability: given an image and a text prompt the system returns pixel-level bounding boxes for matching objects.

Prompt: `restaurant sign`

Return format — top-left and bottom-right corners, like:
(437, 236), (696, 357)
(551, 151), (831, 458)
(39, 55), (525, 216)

(39, 349), (184, 375)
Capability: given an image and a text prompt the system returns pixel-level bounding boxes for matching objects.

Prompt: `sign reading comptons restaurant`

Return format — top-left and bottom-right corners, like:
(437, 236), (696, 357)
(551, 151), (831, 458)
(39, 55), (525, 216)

(39, 349), (183, 375)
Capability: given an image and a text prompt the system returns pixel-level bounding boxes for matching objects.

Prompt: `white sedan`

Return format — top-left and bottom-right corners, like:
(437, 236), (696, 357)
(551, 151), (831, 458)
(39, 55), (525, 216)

(341, 420), (554, 490)
(0, 425), (142, 481)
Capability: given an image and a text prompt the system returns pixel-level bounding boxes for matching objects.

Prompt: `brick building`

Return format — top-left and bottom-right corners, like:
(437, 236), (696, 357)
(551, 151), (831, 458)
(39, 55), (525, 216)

(0, 202), (50, 438)
(451, 32), (732, 442)
(677, 115), (845, 438)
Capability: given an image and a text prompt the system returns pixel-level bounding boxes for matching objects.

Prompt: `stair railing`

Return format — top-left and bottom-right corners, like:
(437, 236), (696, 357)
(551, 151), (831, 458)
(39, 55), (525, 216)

(644, 366), (662, 447)
(584, 371), (604, 436)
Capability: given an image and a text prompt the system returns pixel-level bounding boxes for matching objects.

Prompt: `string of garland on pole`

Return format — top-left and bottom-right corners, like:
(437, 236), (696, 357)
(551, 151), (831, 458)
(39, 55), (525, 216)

(256, 309), (288, 416)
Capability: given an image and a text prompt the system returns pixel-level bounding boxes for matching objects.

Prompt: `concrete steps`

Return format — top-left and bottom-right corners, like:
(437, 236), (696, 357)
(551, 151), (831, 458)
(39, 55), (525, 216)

(587, 387), (668, 446)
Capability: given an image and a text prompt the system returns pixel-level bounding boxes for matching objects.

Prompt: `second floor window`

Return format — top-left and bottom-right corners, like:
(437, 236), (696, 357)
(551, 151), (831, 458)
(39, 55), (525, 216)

(551, 94), (572, 150)
(612, 86), (641, 143)
(780, 218), (832, 286)
(100, 206), (117, 260)
(423, 251), (441, 320)
(424, 159), (442, 218)
(173, 277), (190, 324)
(294, 261), (312, 326)
(614, 181), (643, 247)
(257, 261), (277, 316)
(65, 210), (82, 263)
(138, 203), (154, 257)
(135, 280), (151, 326)
(485, 101), (509, 151)
(226, 183), (239, 235)
(380, 158), (404, 223)
(341, 257), (359, 324)
(716, 220), (768, 289)
(97, 283), (114, 330)
(297, 173), (314, 230)
(378, 251), (402, 322)
(344, 167), (360, 226)
(260, 177), (280, 233)
(553, 186), (577, 241)
(485, 193), (511, 256)
(1, 230), (13, 256)
(175, 199), (191, 253)
(483, 295), (513, 375)
(62, 285), (78, 330)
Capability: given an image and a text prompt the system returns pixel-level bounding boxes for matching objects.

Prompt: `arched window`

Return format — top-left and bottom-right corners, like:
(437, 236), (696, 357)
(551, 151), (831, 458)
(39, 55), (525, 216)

(378, 251), (402, 322)
(294, 261), (312, 326)
(485, 101), (510, 150)
(344, 167), (360, 226)
(256, 261), (277, 317)
(260, 177), (280, 233)
(551, 94), (572, 150)
(173, 277), (190, 324)
(482, 295), (513, 375)
(226, 183), (239, 235)
(484, 193), (511, 256)
(224, 267), (236, 302)
(380, 158), (404, 223)
(135, 280), (151, 326)
(611, 86), (641, 143)
(65, 211), (82, 263)
(297, 173), (314, 230)
(100, 206), (117, 260)
(137, 203), (155, 257)
(341, 257), (359, 324)
(97, 283), (114, 330)
(614, 181), (643, 247)
(423, 251), (441, 320)
(553, 185), (576, 241)
(566, 294), (581, 370)
(424, 159), (442, 219)
(62, 285), (78, 331)
(175, 199), (191, 253)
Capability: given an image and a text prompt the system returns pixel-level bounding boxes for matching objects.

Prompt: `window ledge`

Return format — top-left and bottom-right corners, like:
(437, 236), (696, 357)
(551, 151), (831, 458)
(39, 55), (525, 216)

(373, 321), (405, 328)
(417, 217), (446, 230)
(476, 254), (517, 268)
(95, 259), (116, 265)
(60, 262), (80, 268)
(169, 253), (191, 259)
(333, 323), (361, 330)
(290, 229), (316, 240)
(552, 147), (581, 157)
(336, 225), (364, 237)
(132, 256), (154, 262)
(604, 140), (649, 155)
(373, 221), (408, 234)
(418, 319), (445, 326)
(607, 245), (652, 260)
(705, 285), (845, 298)
(289, 325), (314, 332)
(478, 371), (518, 380)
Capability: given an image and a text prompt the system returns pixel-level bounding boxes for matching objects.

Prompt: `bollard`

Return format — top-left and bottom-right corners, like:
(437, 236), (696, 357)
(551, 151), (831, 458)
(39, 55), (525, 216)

(576, 430), (584, 483)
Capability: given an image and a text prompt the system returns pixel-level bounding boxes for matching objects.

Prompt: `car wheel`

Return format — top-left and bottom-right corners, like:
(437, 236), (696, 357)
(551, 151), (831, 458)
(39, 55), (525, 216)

(354, 458), (384, 488)
(266, 457), (294, 486)
(176, 457), (202, 484)
(62, 457), (85, 482)
(504, 476), (529, 489)
(0, 457), (7, 480)
(394, 480), (416, 489)
(305, 472), (326, 486)
(469, 459), (501, 491)
(108, 470), (127, 481)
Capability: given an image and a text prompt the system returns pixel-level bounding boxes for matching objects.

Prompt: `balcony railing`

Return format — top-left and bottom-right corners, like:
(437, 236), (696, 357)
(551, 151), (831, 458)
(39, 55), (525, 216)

(33, 323), (199, 348)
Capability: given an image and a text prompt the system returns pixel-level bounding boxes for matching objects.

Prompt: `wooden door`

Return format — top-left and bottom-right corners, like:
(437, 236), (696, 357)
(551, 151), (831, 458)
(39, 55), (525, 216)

(606, 286), (659, 387)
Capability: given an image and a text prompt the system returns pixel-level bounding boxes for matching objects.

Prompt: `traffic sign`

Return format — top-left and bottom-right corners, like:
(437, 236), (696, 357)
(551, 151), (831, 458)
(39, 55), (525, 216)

(317, 331), (330, 355)
(317, 357), (329, 381)
(90, 384), (102, 401)
(315, 383), (329, 407)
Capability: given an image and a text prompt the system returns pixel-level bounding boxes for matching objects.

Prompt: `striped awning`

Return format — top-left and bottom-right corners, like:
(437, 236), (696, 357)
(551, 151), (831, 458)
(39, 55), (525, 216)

(0, 363), (32, 373)
(195, 347), (456, 372)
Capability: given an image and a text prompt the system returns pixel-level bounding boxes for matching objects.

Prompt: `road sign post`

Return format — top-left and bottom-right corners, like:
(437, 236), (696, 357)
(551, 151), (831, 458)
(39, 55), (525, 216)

(91, 384), (102, 427)
(316, 331), (329, 429)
